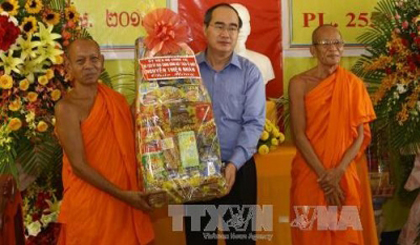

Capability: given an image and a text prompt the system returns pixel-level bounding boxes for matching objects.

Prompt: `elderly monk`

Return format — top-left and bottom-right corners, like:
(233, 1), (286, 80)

(55, 39), (154, 245)
(288, 25), (377, 245)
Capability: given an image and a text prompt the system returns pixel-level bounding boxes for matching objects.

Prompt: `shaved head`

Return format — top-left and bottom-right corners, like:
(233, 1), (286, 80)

(311, 24), (342, 44)
(65, 38), (104, 85)
(65, 38), (101, 60)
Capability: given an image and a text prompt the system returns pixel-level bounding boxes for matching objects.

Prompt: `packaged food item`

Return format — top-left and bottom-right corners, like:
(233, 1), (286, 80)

(178, 131), (200, 168)
(135, 8), (227, 207)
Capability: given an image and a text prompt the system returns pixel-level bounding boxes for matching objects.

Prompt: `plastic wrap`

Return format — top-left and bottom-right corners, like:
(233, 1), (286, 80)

(135, 37), (227, 207)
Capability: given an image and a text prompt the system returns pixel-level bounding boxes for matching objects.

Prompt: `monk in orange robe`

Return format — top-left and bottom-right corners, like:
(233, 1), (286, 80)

(55, 39), (154, 245)
(288, 25), (377, 245)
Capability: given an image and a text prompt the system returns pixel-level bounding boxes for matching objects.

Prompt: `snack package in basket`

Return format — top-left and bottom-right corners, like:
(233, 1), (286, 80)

(135, 8), (227, 207)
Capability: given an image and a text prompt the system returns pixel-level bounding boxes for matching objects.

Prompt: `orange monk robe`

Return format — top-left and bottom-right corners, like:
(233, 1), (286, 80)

(58, 83), (154, 245)
(290, 66), (377, 245)
(0, 188), (24, 245)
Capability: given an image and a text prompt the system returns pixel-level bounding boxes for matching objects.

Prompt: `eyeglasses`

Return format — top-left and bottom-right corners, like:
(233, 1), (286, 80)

(313, 39), (345, 48)
(209, 24), (239, 34)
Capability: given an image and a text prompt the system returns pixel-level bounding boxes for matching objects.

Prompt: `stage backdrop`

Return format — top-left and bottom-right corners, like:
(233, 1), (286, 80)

(178, 0), (283, 98)
(71, 0), (169, 51)
(289, 0), (379, 46)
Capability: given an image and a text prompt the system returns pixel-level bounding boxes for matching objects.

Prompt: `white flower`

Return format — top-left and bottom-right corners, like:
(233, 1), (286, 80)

(409, 110), (418, 116)
(25, 111), (35, 123)
(8, 16), (18, 26)
(393, 91), (399, 99)
(26, 221), (42, 237)
(396, 83), (408, 94)
(40, 212), (58, 228)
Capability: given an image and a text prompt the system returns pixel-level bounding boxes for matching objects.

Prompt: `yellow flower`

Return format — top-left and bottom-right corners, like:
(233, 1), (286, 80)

(27, 92), (38, 102)
(34, 22), (61, 47)
(271, 138), (279, 146)
(54, 55), (63, 65)
(25, 111), (35, 122)
(51, 117), (56, 126)
(260, 131), (269, 141)
(8, 99), (22, 111)
(258, 145), (270, 155)
(278, 132), (285, 143)
(45, 69), (54, 80)
(21, 16), (38, 36)
(37, 44), (63, 64)
(273, 128), (280, 137)
(0, 0), (19, 16)
(264, 123), (273, 133)
(8, 118), (22, 131)
(65, 5), (80, 22)
(43, 10), (60, 26)
(19, 79), (30, 91)
(36, 121), (48, 132)
(0, 74), (13, 89)
(0, 51), (24, 75)
(38, 75), (49, 86)
(25, 0), (43, 14)
(50, 89), (61, 101)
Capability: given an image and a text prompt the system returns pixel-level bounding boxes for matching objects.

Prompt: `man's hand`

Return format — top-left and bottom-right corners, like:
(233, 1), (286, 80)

(120, 191), (153, 212)
(224, 163), (237, 194)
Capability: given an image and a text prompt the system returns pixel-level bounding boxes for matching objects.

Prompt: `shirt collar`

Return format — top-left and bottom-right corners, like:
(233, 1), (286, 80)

(196, 50), (242, 70)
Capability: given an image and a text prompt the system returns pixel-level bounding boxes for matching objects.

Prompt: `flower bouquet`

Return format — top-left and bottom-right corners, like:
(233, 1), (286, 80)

(22, 174), (61, 244)
(0, 0), (85, 175)
(0, 0), (110, 241)
(352, 0), (420, 154)
(257, 119), (285, 155)
(135, 8), (227, 207)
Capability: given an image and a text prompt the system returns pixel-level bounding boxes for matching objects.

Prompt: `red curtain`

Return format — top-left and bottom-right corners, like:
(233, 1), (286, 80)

(178, 0), (283, 97)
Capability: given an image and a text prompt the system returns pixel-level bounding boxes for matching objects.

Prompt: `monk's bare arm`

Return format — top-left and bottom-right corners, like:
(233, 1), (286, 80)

(336, 124), (364, 173)
(55, 102), (128, 199)
(55, 102), (151, 211)
(289, 77), (326, 177)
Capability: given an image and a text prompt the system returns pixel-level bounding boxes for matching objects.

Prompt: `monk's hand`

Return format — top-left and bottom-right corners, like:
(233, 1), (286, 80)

(224, 163), (237, 195)
(317, 168), (345, 193)
(325, 186), (345, 208)
(121, 191), (153, 212)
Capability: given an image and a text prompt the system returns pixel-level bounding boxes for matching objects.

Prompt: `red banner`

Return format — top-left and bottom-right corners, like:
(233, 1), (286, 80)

(178, 0), (283, 97)
(139, 56), (201, 80)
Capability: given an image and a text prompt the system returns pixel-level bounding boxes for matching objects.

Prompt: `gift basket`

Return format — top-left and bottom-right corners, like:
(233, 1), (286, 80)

(135, 8), (227, 207)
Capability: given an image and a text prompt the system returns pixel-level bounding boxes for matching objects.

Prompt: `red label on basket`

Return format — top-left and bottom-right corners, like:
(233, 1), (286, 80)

(139, 56), (200, 80)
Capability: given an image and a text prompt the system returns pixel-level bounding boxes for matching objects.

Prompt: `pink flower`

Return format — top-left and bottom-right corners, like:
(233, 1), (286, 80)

(402, 21), (409, 29)
(395, 14), (401, 20)
(142, 8), (190, 55)
(394, 28), (401, 34)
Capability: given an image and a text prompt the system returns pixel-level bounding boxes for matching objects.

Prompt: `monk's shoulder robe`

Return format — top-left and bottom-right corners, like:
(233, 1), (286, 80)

(290, 67), (376, 245)
(58, 83), (154, 245)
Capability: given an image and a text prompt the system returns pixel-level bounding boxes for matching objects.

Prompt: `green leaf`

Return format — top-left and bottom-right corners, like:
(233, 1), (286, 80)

(16, 136), (62, 176)
(47, 0), (65, 10)
(100, 70), (114, 89)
